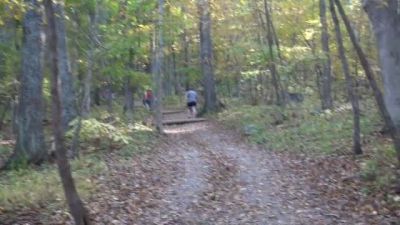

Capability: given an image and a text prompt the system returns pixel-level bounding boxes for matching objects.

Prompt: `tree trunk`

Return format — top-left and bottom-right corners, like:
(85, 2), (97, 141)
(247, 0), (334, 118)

(44, 1), (91, 224)
(82, 6), (97, 118)
(334, 0), (400, 162)
(265, 1), (283, 62)
(180, 5), (191, 89)
(106, 76), (113, 117)
(363, 1), (396, 95)
(319, 0), (333, 109)
(198, 0), (218, 112)
(123, 76), (134, 122)
(7, 0), (47, 167)
(53, 2), (77, 130)
(330, 0), (362, 155)
(152, 0), (165, 133)
(171, 45), (179, 95)
(263, 0), (283, 105)
(183, 30), (190, 89)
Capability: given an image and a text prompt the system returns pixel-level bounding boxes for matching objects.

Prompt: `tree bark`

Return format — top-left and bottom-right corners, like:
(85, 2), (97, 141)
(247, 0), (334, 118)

(171, 45), (179, 95)
(152, 0), (165, 133)
(180, 5), (191, 89)
(82, 6), (97, 118)
(363, 0), (400, 117)
(53, 2), (77, 130)
(319, 0), (333, 109)
(183, 29), (190, 89)
(44, 1), (91, 224)
(263, 0), (283, 105)
(105, 75), (113, 117)
(198, 0), (218, 112)
(7, 0), (47, 167)
(123, 76), (134, 122)
(330, 0), (362, 154)
(265, 1), (283, 62)
(334, 0), (400, 163)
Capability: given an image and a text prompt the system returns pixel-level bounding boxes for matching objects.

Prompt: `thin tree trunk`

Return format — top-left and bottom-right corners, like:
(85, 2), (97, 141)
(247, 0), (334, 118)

(162, 55), (171, 96)
(7, 0), (47, 168)
(263, 0), (282, 105)
(266, 0), (286, 101)
(120, 0), (134, 122)
(105, 74), (113, 118)
(330, 0), (362, 154)
(198, 0), (218, 112)
(153, 0), (165, 133)
(319, 0), (333, 109)
(183, 31), (190, 89)
(171, 45), (179, 95)
(44, 1), (91, 224)
(180, 5), (190, 89)
(82, 6), (97, 118)
(334, 0), (400, 163)
(266, 1), (283, 62)
(53, 2), (77, 130)
(124, 48), (134, 121)
(124, 76), (134, 122)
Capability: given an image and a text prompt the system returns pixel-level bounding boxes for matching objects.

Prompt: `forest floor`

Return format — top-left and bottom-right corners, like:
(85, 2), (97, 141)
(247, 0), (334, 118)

(2, 111), (399, 224)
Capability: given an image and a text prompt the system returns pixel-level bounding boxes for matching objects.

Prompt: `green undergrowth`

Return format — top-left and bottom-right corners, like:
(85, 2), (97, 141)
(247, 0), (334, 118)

(218, 98), (399, 205)
(218, 98), (381, 155)
(0, 145), (12, 158)
(360, 143), (398, 193)
(163, 95), (184, 108)
(0, 155), (106, 212)
(0, 107), (156, 214)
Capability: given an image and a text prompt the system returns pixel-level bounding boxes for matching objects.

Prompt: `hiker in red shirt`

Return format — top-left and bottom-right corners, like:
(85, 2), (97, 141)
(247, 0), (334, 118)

(143, 89), (154, 110)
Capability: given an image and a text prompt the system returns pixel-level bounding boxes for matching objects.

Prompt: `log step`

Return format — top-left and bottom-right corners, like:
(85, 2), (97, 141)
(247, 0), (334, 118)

(162, 118), (206, 125)
(162, 110), (185, 114)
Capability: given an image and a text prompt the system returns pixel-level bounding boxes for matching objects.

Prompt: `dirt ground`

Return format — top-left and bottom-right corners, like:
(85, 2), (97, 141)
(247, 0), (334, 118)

(83, 113), (397, 225)
(2, 113), (398, 224)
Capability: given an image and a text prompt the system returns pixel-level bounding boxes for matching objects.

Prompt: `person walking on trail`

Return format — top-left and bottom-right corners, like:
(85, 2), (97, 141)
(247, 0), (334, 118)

(143, 89), (154, 110)
(186, 88), (198, 118)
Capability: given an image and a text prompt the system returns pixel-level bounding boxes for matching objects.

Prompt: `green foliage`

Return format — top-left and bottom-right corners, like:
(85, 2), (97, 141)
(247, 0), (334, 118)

(68, 118), (133, 146)
(0, 156), (105, 211)
(0, 1), (24, 24)
(0, 144), (12, 156)
(360, 145), (398, 192)
(177, 66), (202, 87)
(219, 98), (399, 204)
(163, 95), (183, 108)
(219, 99), (382, 155)
(0, 105), (156, 212)
(117, 126), (154, 158)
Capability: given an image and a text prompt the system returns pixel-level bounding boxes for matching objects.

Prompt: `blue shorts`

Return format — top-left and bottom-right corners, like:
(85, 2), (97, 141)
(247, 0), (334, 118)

(187, 101), (197, 107)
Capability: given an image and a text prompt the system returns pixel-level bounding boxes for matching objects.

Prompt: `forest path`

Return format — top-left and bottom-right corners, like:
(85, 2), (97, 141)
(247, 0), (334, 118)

(84, 112), (388, 225)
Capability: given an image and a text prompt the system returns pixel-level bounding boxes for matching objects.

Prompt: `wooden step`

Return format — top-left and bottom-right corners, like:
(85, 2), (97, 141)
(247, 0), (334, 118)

(162, 118), (207, 125)
(162, 110), (185, 114)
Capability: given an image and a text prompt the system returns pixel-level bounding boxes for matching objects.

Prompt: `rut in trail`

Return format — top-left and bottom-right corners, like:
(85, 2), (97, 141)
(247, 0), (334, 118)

(83, 113), (389, 225)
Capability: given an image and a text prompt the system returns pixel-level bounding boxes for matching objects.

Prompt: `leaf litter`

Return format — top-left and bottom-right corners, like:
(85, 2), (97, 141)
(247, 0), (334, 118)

(1, 116), (399, 224)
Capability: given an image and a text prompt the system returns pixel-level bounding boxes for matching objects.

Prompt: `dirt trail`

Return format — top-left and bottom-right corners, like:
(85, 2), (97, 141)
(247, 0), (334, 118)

(47, 113), (394, 224)
(155, 120), (324, 225)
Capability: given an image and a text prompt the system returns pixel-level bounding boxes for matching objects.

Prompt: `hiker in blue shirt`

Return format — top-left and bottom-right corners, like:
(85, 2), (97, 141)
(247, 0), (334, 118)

(186, 88), (198, 118)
